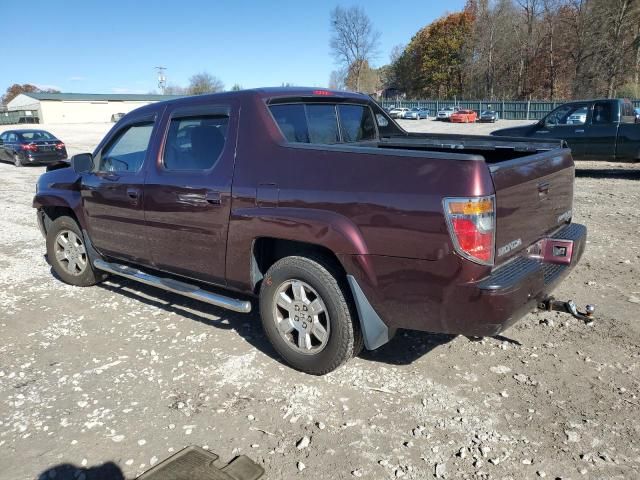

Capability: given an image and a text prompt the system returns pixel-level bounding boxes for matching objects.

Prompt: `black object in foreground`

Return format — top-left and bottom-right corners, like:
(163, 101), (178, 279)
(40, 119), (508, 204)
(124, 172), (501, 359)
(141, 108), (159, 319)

(136, 446), (264, 480)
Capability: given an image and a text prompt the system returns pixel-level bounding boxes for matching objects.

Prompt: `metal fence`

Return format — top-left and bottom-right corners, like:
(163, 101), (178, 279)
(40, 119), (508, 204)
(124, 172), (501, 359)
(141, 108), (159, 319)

(379, 99), (640, 121)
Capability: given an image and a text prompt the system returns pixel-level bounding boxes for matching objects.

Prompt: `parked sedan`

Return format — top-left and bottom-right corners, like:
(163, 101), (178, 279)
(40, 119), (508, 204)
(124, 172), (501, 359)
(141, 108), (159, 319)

(478, 110), (499, 123)
(436, 106), (459, 121)
(450, 109), (478, 123)
(0, 129), (67, 166)
(403, 107), (430, 120)
(389, 107), (410, 119)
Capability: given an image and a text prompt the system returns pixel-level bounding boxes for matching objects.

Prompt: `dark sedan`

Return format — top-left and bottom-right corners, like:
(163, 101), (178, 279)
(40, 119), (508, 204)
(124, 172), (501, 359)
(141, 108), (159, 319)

(0, 129), (68, 166)
(478, 110), (499, 123)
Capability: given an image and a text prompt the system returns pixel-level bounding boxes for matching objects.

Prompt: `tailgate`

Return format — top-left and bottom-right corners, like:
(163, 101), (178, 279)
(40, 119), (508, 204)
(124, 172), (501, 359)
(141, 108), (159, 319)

(490, 148), (575, 265)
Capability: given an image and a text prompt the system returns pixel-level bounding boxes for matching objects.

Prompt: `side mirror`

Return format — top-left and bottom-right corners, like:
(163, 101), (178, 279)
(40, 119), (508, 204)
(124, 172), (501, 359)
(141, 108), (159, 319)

(71, 153), (93, 173)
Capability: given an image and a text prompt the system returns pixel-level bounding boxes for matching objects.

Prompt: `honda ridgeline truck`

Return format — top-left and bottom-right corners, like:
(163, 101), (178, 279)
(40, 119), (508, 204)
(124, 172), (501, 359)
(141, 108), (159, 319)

(33, 88), (588, 374)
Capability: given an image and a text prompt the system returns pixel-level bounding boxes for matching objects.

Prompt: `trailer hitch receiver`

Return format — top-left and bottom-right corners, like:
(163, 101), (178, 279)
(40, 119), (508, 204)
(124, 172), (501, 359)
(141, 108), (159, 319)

(538, 297), (595, 324)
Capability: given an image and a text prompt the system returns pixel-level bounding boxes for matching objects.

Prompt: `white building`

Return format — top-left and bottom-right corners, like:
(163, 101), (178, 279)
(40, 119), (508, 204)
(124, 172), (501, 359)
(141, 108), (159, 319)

(7, 92), (181, 124)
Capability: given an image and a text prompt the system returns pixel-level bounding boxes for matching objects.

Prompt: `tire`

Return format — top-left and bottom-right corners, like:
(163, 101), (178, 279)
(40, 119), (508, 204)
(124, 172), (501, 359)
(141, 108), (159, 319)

(14, 154), (23, 167)
(46, 216), (101, 287)
(259, 255), (362, 375)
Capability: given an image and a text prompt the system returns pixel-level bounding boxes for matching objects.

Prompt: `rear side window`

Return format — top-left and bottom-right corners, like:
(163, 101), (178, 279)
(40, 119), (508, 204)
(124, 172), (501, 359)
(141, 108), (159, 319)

(163, 116), (228, 170)
(338, 105), (376, 142)
(99, 122), (154, 172)
(592, 102), (614, 125)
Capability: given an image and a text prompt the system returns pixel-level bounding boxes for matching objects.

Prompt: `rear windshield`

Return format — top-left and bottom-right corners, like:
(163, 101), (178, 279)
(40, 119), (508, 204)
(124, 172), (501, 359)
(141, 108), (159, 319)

(269, 103), (377, 144)
(19, 130), (55, 141)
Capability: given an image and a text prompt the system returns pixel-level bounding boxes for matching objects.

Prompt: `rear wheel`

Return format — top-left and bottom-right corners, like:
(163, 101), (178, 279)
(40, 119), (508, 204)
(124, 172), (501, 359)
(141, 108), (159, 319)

(14, 154), (23, 167)
(46, 216), (102, 287)
(259, 256), (362, 375)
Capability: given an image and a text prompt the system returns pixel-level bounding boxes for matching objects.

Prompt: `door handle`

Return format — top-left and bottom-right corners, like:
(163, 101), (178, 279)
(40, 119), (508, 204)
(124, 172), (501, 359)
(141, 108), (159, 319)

(575, 129), (585, 133)
(176, 191), (222, 206)
(205, 191), (222, 205)
(126, 187), (141, 204)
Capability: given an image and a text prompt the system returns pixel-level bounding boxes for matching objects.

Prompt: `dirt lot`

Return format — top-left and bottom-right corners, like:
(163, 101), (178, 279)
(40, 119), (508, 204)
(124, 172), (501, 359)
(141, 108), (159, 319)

(0, 120), (639, 480)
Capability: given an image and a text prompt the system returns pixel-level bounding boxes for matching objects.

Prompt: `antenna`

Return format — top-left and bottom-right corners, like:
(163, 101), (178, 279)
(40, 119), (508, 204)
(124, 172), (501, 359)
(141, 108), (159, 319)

(155, 66), (167, 94)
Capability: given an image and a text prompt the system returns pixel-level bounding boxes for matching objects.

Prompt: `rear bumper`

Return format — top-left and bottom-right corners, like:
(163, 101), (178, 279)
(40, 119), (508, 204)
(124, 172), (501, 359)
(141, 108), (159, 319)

(341, 222), (587, 339)
(452, 222), (587, 336)
(20, 152), (67, 164)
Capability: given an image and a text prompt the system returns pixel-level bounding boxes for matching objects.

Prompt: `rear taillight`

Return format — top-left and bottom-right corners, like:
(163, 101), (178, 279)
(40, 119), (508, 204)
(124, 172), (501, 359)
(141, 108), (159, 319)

(443, 196), (495, 265)
(55, 142), (65, 150)
(20, 143), (38, 152)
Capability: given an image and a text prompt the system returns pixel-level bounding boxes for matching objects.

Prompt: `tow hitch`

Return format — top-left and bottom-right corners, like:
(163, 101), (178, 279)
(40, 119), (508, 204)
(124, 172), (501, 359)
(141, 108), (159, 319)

(538, 297), (596, 324)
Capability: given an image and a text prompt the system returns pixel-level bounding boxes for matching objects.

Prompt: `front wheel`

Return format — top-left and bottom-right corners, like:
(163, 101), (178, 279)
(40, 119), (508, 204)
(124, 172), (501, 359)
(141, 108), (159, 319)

(46, 216), (102, 287)
(259, 256), (362, 375)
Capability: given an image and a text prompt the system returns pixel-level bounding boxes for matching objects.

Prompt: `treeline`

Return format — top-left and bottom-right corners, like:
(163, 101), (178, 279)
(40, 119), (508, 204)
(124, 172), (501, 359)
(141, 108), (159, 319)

(333, 0), (640, 100)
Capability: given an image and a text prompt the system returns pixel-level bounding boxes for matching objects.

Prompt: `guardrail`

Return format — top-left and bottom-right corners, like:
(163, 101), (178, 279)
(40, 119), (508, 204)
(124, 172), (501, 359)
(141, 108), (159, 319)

(379, 99), (640, 121)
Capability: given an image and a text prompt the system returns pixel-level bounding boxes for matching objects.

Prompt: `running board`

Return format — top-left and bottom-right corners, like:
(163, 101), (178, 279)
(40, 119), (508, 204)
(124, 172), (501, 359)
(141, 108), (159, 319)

(93, 259), (252, 313)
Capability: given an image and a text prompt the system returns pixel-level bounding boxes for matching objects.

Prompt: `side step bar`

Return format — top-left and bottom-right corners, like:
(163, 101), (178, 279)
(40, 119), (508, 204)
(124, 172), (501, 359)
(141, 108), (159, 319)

(93, 259), (252, 314)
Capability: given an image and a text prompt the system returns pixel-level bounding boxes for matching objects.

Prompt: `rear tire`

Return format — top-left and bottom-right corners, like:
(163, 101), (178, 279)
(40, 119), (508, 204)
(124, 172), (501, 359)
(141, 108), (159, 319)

(46, 216), (101, 287)
(14, 154), (23, 167)
(259, 255), (362, 375)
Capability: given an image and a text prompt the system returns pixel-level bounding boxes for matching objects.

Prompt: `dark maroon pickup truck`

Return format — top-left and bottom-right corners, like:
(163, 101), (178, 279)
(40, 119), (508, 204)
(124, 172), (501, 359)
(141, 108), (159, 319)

(33, 88), (589, 374)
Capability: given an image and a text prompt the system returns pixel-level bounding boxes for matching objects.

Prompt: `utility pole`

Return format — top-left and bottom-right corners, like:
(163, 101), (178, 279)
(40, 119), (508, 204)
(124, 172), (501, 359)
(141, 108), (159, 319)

(155, 66), (167, 94)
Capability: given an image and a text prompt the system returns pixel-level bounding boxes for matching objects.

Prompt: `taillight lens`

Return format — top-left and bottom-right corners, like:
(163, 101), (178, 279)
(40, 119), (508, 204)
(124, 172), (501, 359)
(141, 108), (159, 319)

(20, 143), (38, 152)
(55, 142), (65, 150)
(443, 196), (495, 265)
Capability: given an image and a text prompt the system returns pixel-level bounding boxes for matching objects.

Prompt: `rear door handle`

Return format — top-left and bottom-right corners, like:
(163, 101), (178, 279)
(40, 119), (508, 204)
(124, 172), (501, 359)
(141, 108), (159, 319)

(205, 191), (222, 205)
(575, 129), (585, 133)
(176, 191), (222, 206)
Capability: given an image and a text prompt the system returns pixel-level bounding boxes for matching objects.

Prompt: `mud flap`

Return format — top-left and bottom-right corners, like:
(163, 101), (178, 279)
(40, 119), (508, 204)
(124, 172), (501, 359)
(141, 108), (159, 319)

(136, 446), (264, 480)
(347, 275), (395, 350)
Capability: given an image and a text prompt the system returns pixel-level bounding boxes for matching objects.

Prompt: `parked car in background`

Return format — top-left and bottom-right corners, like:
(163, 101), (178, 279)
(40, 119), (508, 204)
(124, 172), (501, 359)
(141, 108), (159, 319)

(478, 110), (499, 123)
(403, 107), (430, 120)
(566, 107), (588, 125)
(389, 107), (410, 119)
(0, 129), (67, 166)
(450, 109), (478, 123)
(111, 112), (125, 122)
(634, 108), (640, 123)
(34, 87), (587, 374)
(436, 106), (459, 121)
(492, 99), (640, 161)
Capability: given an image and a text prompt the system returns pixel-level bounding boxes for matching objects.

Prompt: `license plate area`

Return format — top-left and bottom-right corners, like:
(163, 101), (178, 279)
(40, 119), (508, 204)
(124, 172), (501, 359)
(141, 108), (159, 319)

(527, 238), (574, 265)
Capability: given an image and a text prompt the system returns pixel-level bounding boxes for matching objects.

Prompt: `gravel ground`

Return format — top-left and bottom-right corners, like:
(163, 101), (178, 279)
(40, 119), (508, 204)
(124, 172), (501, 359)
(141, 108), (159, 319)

(0, 120), (639, 480)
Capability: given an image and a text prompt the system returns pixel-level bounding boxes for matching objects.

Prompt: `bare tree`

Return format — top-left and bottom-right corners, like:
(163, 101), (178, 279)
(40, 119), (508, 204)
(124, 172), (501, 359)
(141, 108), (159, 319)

(328, 69), (347, 90)
(164, 84), (188, 95)
(329, 6), (380, 91)
(187, 72), (224, 95)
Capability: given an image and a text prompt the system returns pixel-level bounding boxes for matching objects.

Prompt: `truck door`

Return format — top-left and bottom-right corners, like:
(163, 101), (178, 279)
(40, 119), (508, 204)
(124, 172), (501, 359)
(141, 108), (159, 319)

(81, 112), (159, 264)
(581, 101), (618, 161)
(533, 102), (589, 158)
(143, 103), (238, 286)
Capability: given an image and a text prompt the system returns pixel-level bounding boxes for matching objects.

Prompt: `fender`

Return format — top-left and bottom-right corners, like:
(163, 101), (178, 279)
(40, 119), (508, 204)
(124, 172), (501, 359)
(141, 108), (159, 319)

(33, 167), (88, 232)
(225, 207), (375, 291)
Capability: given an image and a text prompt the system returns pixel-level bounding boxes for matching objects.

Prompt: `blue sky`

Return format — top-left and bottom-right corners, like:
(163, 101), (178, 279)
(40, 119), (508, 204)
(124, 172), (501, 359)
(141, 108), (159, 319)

(2, 0), (466, 94)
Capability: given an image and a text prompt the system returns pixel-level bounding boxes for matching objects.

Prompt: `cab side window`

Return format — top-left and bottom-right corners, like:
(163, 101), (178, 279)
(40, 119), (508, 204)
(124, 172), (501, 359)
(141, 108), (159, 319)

(163, 115), (229, 170)
(592, 102), (614, 125)
(98, 122), (154, 172)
